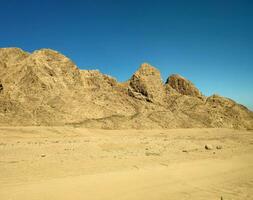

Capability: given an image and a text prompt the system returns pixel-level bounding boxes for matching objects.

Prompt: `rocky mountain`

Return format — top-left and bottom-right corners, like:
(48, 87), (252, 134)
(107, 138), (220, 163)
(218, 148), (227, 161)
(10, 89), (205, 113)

(0, 47), (252, 129)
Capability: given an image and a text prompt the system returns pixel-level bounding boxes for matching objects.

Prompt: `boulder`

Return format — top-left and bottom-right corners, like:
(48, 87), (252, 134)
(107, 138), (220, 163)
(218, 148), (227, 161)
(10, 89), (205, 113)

(205, 144), (213, 150)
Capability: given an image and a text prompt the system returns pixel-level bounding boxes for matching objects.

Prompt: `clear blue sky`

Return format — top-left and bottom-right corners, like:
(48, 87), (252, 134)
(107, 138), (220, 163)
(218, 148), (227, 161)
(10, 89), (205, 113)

(0, 0), (252, 110)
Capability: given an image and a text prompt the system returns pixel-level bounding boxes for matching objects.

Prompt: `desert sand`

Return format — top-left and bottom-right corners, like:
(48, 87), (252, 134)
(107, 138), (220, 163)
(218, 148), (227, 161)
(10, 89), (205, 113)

(0, 127), (252, 200)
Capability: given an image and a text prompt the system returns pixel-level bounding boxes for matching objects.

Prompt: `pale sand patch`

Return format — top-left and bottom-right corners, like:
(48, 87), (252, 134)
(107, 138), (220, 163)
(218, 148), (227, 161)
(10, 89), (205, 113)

(0, 127), (252, 199)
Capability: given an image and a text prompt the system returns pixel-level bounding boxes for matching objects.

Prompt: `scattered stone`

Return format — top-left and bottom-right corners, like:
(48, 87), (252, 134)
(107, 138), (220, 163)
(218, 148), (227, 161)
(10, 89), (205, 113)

(182, 150), (188, 153)
(145, 151), (160, 156)
(0, 82), (3, 93)
(205, 144), (213, 150)
(41, 154), (46, 157)
(216, 145), (222, 150)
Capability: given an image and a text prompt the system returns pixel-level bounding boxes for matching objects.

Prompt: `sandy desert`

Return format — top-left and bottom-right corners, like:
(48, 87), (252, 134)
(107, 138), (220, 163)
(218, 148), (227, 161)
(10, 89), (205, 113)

(1, 47), (253, 199)
(0, 127), (252, 200)
(1, 1), (253, 199)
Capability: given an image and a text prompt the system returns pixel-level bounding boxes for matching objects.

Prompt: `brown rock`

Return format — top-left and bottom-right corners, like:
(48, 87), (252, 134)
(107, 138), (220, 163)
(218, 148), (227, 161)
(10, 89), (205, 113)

(205, 144), (213, 150)
(166, 74), (204, 99)
(0, 47), (252, 129)
(128, 63), (165, 103)
(0, 81), (3, 93)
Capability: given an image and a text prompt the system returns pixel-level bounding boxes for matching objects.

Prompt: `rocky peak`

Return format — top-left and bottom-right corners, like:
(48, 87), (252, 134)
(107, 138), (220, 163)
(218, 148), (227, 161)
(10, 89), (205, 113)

(166, 74), (203, 99)
(0, 48), (83, 98)
(80, 70), (117, 89)
(134, 63), (160, 76)
(206, 94), (235, 108)
(0, 48), (29, 65)
(31, 49), (69, 62)
(30, 49), (77, 70)
(0, 47), (252, 129)
(128, 63), (165, 103)
(28, 49), (82, 87)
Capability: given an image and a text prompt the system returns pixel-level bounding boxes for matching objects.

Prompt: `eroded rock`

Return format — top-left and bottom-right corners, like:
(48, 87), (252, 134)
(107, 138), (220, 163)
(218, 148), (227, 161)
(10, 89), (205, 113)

(128, 63), (165, 103)
(166, 74), (203, 99)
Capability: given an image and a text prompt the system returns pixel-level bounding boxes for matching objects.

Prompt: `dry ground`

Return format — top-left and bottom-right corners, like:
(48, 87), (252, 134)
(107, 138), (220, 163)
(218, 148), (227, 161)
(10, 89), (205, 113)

(0, 127), (252, 200)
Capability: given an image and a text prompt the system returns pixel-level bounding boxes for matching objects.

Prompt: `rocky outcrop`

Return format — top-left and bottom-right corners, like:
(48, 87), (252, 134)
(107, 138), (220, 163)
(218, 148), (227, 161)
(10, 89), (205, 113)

(0, 48), (29, 65)
(0, 47), (252, 129)
(166, 74), (204, 99)
(80, 70), (117, 89)
(128, 63), (165, 103)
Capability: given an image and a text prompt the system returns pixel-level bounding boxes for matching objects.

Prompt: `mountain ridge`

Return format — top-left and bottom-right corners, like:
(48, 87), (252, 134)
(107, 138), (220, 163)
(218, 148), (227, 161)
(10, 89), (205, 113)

(0, 47), (252, 129)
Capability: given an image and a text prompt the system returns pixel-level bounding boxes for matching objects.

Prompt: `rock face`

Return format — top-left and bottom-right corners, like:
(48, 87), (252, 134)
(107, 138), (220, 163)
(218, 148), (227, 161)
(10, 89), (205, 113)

(0, 47), (252, 129)
(80, 70), (117, 89)
(128, 63), (165, 103)
(166, 74), (203, 99)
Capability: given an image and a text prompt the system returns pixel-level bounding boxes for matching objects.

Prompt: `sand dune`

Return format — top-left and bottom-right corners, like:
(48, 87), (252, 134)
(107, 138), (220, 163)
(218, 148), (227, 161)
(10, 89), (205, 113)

(0, 127), (252, 199)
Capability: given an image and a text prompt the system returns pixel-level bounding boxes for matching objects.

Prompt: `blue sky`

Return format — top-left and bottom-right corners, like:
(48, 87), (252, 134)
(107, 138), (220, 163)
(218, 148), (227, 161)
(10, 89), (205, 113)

(0, 0), (252, 110)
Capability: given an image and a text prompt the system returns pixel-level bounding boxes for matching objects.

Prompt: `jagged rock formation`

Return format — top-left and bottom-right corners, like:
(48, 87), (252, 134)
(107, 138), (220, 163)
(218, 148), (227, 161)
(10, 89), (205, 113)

(128, 63), (165, 103)
(166, 74), (204, 99)
(0, 47), (252, 129)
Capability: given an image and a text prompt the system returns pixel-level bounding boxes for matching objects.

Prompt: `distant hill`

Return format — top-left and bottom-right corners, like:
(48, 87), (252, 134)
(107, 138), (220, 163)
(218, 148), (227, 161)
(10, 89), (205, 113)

(0, 47), (252, 129)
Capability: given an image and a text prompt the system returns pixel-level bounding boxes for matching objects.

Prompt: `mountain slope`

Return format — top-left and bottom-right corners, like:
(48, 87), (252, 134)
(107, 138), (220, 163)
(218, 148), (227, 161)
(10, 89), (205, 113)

(0, 47), (252, 129)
